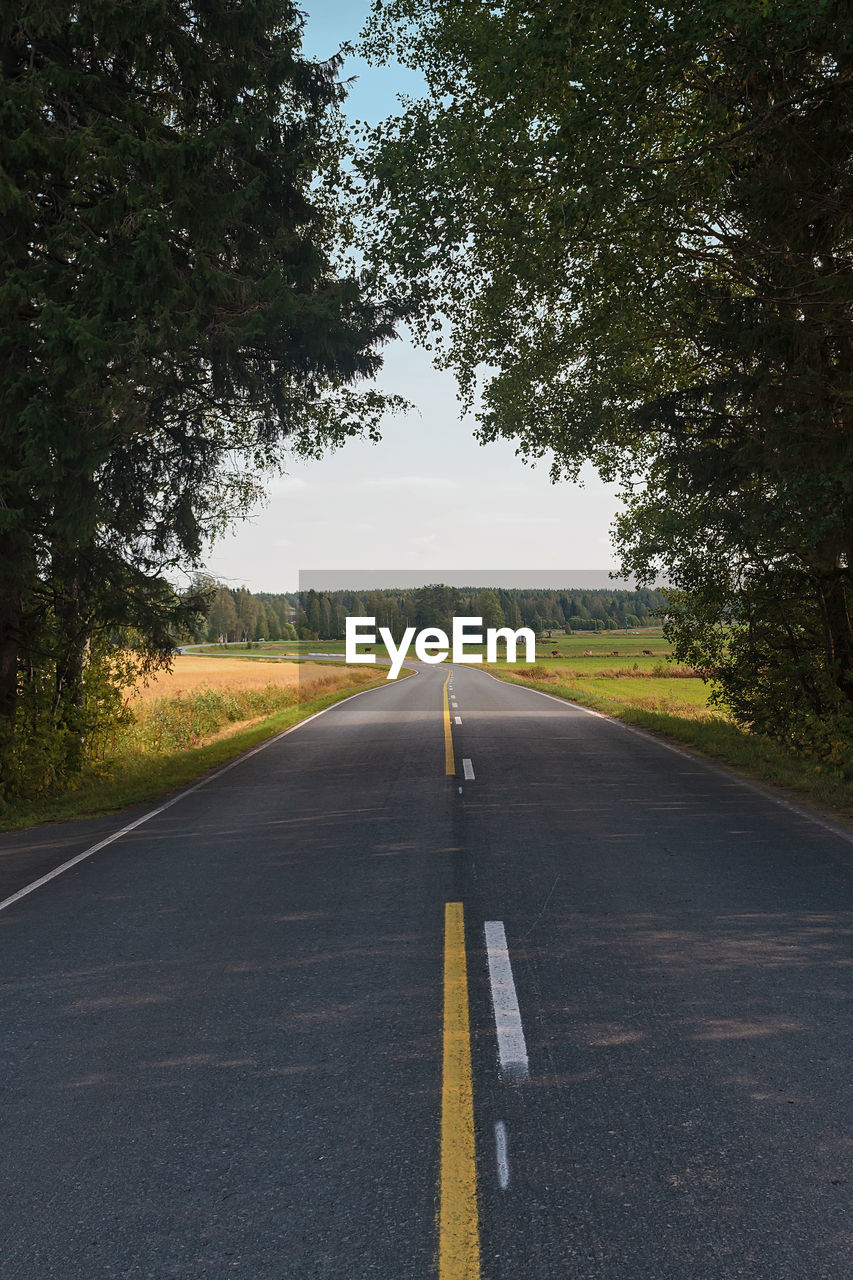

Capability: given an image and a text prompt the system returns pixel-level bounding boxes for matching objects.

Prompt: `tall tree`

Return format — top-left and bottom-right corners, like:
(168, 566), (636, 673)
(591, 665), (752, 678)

(475, 590), (505, 630)
(360, 0), (853, 758)
(235, 588), (261, 642)
(208, 588), (240, 644)
(414, 584), (461, 631)
(0, 1), (403, 784)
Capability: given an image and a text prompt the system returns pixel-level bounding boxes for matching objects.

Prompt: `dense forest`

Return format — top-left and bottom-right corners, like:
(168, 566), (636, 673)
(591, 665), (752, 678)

(195, 583), (669, 643)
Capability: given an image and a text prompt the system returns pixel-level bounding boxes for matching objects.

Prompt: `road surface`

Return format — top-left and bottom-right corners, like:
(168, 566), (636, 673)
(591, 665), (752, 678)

(0, 663), (850, 1278)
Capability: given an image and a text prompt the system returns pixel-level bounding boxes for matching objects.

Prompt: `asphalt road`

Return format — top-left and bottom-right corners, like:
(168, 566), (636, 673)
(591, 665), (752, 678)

(0, 663), (850, 1278)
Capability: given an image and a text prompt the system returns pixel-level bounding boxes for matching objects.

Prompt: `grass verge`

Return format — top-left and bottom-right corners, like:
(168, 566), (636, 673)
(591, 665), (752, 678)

(1, 671), (402, 833)
(493, 668), (853, 829)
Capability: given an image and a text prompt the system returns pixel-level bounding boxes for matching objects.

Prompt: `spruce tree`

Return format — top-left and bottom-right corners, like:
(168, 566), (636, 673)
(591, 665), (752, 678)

(0, 1), (402, 783)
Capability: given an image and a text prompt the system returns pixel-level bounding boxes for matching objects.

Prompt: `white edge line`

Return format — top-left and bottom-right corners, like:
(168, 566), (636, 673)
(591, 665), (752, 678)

(0, 675), (412, 916)
(484, 919), (529, 1079)
(480, 669), (853, 849)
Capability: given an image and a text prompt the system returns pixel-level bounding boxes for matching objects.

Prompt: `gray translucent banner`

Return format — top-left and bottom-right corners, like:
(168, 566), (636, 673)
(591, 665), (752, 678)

(298, 569), (641, 591)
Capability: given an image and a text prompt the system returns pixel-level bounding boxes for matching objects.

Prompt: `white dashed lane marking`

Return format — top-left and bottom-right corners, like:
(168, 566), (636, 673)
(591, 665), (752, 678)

(494, 1121), (510, 1189)
(484, 920), (529, 1079)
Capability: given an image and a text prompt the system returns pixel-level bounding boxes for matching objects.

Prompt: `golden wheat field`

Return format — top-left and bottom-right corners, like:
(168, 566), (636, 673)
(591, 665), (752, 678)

(128, 656), (334, 703)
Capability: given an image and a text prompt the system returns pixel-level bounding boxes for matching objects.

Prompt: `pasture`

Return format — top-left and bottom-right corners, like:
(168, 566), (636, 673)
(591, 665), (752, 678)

(502, 627), (680, 672)
(191, 627), (672, 672)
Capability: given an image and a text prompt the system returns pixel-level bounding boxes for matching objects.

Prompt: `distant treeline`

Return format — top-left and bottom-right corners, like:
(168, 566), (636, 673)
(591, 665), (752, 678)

(196, 582), (668, 643)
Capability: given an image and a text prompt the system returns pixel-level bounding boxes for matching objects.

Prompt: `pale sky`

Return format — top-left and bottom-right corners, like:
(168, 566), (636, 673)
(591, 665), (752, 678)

(201, 1), (623, 593)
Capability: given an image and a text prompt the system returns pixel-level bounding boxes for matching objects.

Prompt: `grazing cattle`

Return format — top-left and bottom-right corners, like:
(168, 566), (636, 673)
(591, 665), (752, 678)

(642, 649), (652, 655)
(583, 649), (594, 656)
(610, 650), (619, 656)
(551, 650), (560, 657)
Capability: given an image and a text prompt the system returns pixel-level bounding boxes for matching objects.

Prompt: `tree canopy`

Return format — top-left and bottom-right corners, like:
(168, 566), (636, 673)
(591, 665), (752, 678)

(360, 0), (853, 760)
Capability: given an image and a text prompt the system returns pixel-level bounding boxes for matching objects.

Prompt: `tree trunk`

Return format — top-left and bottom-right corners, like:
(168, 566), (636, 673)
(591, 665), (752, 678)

(821, 571), (853, 703)
(0, 525), (29, 724)
(0, 573), (20, 723)
(51, 547), (92, 773)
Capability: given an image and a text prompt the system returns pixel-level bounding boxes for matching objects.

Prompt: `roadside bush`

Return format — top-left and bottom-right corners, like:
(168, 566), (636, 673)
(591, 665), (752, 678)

(0, 646), (135, 810)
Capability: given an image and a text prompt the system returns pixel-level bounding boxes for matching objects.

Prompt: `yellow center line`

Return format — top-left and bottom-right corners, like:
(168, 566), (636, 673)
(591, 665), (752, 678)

(443, 671), (456, 776)
(439, 902), (481, 1279)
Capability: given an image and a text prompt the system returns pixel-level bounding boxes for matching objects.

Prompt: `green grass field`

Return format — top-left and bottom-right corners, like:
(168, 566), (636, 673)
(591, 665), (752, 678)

(486, 630), (721, 736)
(551, 673), (712, 712)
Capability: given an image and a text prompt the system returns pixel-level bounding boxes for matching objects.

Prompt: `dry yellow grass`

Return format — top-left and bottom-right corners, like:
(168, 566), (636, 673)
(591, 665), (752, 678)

(129, 656), (334, 703)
